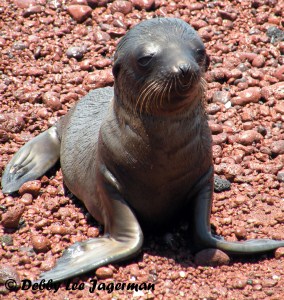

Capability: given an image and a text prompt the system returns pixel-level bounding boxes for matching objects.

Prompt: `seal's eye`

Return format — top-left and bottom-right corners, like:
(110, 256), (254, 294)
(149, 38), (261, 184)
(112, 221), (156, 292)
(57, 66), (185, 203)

(196, 48), (206, 58)
(137, 54), (154, 67)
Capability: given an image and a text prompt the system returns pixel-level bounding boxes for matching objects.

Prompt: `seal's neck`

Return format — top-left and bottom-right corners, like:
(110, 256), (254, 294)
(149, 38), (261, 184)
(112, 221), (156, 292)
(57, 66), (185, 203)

(112, 93), (207, 144)
(114, 87), (206, 122)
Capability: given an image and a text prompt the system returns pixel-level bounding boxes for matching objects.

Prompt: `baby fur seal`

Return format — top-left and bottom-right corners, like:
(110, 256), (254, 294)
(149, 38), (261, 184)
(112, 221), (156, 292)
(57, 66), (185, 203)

(2, 18), (284, 282)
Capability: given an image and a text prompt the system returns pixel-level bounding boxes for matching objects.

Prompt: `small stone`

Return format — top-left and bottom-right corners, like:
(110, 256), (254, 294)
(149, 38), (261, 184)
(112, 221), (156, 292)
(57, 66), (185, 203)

(266, 26), (284, 43)
(206, 103), (221, 114)
(212, 91), (230, 104)
(13, 41), (28, 51)
(275, 102), (284, 114)
(14, 0), (37, 8)
(235, 227), (247, 240)
(237, 130), (263, 146)
(221, 217), (232, 225)
(66, 46), (85, 60)
(129, 264), (140, 277)
(0, 235), (13, 246)
(67, 5), (92, 23)
(0, 129), (9, 143)
(44, 198), (59, 212)
(218, 10), (237, 21)
(34, 46), (42, 59)
(1, 204), (25, 229)
(20, 193), (33, 205)
(19, 180), (41, 198)
(0, 265), (20, 294)
(179, 271), (186, 278)
(58, 207), (71, 218)
(87, 0), (108, 6)
(262, 279), (278, 288)
(49, 225), (69, 235)
(212, 132), (227, 145)
(93, 31), (111, 43)
(95, 267), (114, 279)
(70, 0), (88, 4)
(61, 92), (79, 104)
(270, 140), (284, 155)
(87, 227), (100, 238)
(83, 69), (113, 91)
(212, 145), (222, 158)
(191, 20), (208, 30)
(274, 214), (284, 224)
(231, 87), (261, 106)
(92, 58), (112, 69)
(252, 55), (265, 68)
(110, 0), (133, 14)
(214, 175), (231, 192)
(130, 0), (155, 11)
(108, 27), (126, 37)
(257, 126), (267, 136)
(261, 82), (284, 101)
(42, 91), (62, 111)
(36, 108), (49, 119)
(194, 249), (230, 266)
(40, 254), (56, 271)
(275, 247), (284, 259)
(34, 219), (49, 230)
(31, 235), (51, 253)
(274, 65), (284, 81)
(14, 89), (42, 104)
(79, 59), (92, 71)
(232, 278), (247, 289)
(22, 5), (43, 17)
(170, 271), (179, 281)
(277, 170), (284, 182)
(209, 121), (223, 134)
(215, 163), (243, 180)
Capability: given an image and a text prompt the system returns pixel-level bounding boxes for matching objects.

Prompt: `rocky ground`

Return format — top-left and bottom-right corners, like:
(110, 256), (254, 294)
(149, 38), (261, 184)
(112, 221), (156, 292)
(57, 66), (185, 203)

(0, 0), (284, 299)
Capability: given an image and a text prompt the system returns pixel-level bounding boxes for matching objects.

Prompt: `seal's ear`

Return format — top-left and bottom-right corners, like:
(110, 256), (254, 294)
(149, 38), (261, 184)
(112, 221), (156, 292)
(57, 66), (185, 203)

(112, 62), (120, 78)
(112, 52), (120, 78)
(204, 54), (210, 71)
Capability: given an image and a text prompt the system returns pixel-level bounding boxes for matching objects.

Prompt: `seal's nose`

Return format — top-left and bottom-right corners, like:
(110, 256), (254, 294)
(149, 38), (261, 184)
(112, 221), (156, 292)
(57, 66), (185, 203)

(179, 64), (190, 77)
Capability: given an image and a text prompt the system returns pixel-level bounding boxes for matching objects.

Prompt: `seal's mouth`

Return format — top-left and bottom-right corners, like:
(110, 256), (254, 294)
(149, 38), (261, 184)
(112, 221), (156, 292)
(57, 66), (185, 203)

(135, 70), (206, 115)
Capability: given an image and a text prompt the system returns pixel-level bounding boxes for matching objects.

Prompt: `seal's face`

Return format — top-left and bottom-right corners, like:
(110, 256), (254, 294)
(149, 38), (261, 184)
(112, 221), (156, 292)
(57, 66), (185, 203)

(113, 18), (210, 115)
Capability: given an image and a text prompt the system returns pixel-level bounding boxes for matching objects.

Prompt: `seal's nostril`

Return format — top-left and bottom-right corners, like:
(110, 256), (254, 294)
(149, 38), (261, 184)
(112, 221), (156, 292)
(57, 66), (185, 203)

(178, 64), (190, 77)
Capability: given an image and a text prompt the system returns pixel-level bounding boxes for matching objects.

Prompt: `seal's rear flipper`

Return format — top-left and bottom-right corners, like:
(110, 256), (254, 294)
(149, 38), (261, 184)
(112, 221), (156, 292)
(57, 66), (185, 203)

(1, 127), (60, 194)
(35, 199), (143, 283)
(193, 167), (284, 254)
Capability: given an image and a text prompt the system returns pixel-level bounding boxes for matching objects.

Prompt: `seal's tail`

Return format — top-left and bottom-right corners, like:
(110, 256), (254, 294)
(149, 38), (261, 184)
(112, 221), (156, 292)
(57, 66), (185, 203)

(34, 233), (142, 283)
(34, 197), (143, 283)
(1, 127), (60, 194)
(194, 168), (284, 254)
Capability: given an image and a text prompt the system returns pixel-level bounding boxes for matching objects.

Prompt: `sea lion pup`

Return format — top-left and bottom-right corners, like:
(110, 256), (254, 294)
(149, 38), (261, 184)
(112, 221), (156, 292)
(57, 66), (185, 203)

(2, 18), (284, 283)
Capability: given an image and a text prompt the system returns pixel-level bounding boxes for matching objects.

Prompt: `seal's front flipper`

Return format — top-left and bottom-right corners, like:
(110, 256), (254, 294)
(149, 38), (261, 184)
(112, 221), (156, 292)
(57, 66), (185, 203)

(36, 199), (143, 283)
(1, 127), (60, 194)
(193, 167), (284, 254)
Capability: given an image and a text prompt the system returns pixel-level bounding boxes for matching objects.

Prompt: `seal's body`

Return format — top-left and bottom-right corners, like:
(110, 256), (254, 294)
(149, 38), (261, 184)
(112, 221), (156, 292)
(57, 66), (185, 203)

(59, 86), (211, 230)
(2, 18), (284, 283)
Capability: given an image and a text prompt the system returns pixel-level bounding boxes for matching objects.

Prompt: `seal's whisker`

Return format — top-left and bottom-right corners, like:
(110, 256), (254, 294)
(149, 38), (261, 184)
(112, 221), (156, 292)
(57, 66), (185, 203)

(151, 82), (164, 114)
(139, 81), (159, 115)
(159, 77), (171, 108)
(174, 75), (185, 97)
(139, 84), (154, 115)
(173, 76), (179, 96)
(136, 80), (157, 114)
(167, 78), (174, 104)
(145, 83), (159, 114)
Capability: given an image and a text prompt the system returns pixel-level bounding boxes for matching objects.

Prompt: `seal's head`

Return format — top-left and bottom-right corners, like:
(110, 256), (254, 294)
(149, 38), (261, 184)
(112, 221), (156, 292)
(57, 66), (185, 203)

(113, 18), (210, 115)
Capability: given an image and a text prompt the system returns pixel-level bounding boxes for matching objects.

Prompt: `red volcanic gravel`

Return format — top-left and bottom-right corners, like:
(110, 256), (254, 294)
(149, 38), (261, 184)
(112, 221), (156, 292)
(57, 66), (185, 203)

(0, 0), (284, 299)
